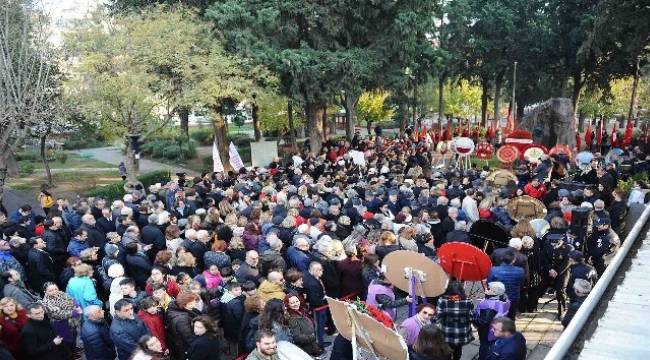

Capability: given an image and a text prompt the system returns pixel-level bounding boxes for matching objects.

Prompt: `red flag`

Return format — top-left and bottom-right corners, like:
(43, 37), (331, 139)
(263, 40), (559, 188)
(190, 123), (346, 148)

(487, 121), (496, 139)
(596, 118), (603, 146)
(456, 120), (463, 137)
(623, 119), (634, 146)
(463, 120), (470, 137)
(421, 127), (427, 141)
(575, 131), (581, 151)
(504, 109), (515, 136)
(611, 123), (618, 147)
(445, 124), (452, 141)
(584, 123), (593, 147)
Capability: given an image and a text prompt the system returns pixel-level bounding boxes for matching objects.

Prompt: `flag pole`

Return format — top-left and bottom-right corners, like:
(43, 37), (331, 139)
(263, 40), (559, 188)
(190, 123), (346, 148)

(511, 61), (518, 129)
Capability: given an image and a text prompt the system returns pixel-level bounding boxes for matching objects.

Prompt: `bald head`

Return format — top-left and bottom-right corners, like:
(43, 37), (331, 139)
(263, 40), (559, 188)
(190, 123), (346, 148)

(82, 214), (96, 226)
(268, 271), (284, 285)
(246, 250), (259, 267)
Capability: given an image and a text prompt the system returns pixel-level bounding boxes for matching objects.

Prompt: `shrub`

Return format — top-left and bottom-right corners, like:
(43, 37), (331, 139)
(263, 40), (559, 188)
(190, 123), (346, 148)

(202, 155), (213, 169)
(55, 152), (68, 164)
(163, 145), (181, 160)
(229, 133), (251, 147)
(18, 162), (34, 175)
(15, 151), (39, 162)
(86, 170), (171, 201)
(190, 128), (213, 145)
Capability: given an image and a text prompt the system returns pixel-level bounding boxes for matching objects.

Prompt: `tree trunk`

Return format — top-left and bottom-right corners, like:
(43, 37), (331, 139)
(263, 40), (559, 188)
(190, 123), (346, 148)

(494, 72), (504, 128)
(480, 77), (490, 127)
(211, 110), (233, 172)
(0, 151), (18, 177)
(438, 74), (445, 125)
(125, 138), (139, 184)
(397, 97), (408, 136)
(40, 134), (52, 187)
(179, 107), (190, 139)
(412, 78), (418, 127)
(287, 101), (297, 151)
(306, 102), (325, 155)
(578, 111), (586, 132)
(252, 102), (261, 141)
(571, 72), (582, 113)
(628, 57), (641, 124)
(343, 92), (359, 141)
(367, 121), (373, 136)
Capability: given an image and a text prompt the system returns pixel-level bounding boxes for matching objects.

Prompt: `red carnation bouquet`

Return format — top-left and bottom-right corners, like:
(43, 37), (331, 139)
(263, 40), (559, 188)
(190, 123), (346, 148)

(352, 298), (394, 328)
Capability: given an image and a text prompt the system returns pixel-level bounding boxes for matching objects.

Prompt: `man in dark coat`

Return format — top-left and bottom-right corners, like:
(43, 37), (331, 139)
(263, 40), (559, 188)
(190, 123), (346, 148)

(79, 214), (107, 257)
(96, 208), (116, 235)
(302, 262), (327, 346)
(566, 251), (597, 302)
(41, 217), (68, 273)
(235, 250), (261, 285)
(80, 305), (116, 360)
(220, 283), (245, 343)
(488, 317), (527, 360)
(110, 299), (150, 360)
(141, 214), (166, 261)
(26, 237), (56, 295)
(21, 303), (69, 360)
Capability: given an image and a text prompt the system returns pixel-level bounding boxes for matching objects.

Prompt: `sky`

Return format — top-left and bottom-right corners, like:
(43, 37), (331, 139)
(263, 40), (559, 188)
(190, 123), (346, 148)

(39, 0), (105, 45)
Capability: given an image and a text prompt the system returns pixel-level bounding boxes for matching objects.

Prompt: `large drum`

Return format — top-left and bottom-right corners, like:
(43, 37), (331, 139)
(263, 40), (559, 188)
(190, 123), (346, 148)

(469, 220), (510, 254)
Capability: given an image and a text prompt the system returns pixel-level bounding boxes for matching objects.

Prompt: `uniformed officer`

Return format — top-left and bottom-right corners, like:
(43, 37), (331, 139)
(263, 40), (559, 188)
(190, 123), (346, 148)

(586, 217), (618, 276)
(542, 232), (574, 318)
(566, 250), (598, 302)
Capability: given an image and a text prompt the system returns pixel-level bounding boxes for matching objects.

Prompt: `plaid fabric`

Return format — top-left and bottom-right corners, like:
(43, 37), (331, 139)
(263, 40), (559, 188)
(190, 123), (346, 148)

(435, 297), (476, 345)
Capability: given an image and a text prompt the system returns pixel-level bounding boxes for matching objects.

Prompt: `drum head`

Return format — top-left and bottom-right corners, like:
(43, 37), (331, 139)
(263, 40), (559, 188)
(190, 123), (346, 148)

(507, 195), (548, 221)
(469, 220), (510, 254)
(383, 250), (448, 297)
(530, 219), (550, 238)
(486, 169), (518, 187)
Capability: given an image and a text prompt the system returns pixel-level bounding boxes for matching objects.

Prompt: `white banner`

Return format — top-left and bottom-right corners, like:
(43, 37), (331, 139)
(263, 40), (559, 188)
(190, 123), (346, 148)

(213, 141), (224, 173)
(349, 150), (366, 166)
(229, 142), (244, 171)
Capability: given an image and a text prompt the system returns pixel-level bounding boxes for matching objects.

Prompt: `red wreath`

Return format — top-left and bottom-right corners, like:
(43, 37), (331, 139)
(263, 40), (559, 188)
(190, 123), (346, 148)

(352, 300), (394, 328)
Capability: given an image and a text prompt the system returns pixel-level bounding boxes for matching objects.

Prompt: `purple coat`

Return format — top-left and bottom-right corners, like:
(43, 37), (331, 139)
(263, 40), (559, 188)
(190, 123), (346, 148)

(366, 283), (396, 319)
(476, 297), (511, 342)
(400, 315), (423, 345)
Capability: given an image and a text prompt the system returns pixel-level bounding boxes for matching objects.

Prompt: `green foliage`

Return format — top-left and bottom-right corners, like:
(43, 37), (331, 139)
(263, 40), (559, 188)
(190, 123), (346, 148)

(15, 151), (39, 162)
(229, 133), (251, 148)
(86, 170), (170, 200)
(18, 162), (34, 175)
(141, 139), (197, 161)
(357, 91), (395, 126)
(190, 127), (213, 145)
(55, 152), (68, 164)
(617, 172), (649, 194)
(444, 80), (483, 118)
(257, 93), (304, 133)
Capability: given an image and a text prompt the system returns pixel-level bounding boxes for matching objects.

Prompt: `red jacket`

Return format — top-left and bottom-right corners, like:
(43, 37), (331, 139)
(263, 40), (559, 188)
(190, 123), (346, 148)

(145, 278), (181, 298)
(137, 310), (167, 351)
(523, 182), (547, 200)
(0, 309), (28, 357)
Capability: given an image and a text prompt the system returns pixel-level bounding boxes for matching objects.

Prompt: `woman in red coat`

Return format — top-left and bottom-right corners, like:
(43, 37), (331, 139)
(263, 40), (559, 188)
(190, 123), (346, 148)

(0, 297), (28, 359)
(137, 297), (168, 352)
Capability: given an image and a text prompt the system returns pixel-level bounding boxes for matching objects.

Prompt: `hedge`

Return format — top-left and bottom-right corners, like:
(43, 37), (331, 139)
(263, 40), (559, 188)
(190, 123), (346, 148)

(86, 170), (171, 201)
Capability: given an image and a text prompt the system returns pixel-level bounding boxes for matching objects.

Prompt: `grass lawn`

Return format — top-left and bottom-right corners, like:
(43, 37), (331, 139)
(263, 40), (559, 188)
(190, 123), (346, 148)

(7, 168), (121, 200)
(29, 153), (115, 170)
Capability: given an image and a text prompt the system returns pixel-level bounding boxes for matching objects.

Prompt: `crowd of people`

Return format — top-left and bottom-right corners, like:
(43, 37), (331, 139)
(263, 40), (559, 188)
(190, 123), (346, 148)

(0, 127), (648, 360)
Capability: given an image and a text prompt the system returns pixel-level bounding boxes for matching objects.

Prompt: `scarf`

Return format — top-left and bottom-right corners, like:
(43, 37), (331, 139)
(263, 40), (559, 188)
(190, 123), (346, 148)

(43, 291), (76, 321)
(202, 271), (222, 290)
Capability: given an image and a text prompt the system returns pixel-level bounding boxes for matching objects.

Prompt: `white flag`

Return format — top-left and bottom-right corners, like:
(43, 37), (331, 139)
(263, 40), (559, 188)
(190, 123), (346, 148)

(229, 142), (244, 170)
(213, 141), (224, 173)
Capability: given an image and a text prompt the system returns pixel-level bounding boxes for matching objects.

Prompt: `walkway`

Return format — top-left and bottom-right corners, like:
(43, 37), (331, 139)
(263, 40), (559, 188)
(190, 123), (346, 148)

(2, 189), (44, 216)
(77, 147), (199, 177)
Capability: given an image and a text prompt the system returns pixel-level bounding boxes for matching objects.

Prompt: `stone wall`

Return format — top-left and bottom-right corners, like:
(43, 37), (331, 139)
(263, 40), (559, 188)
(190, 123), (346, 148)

(520, 98), (576, 149)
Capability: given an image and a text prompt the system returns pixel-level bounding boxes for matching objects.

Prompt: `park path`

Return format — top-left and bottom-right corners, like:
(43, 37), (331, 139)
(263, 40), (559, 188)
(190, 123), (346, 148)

(2, 189), (44, 216)
(76, 147), (199, 177)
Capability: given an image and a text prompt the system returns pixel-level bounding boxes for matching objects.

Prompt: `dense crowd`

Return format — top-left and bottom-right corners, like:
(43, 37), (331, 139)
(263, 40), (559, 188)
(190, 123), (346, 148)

(0, 128), (648, 360)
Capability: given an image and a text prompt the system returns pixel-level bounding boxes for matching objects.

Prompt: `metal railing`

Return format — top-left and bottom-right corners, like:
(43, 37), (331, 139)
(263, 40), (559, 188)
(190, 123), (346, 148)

(544, 204), (650, 360)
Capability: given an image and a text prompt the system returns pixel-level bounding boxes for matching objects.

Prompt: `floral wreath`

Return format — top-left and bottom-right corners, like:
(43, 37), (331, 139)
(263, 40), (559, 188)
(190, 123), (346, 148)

(351, 298), (394, 329)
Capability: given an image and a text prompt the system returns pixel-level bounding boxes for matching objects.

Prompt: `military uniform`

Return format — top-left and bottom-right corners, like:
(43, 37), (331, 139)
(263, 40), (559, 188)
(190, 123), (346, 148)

(542, 232), (573, 317)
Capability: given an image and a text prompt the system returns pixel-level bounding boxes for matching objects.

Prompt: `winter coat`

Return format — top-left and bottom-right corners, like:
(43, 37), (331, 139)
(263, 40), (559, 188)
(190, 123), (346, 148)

(145, 279), (180, 298)
(435, 296), (475, 346)
(445, 230), (471, 244)
(239, 314), (259, 353)
(286, 246), (310, 272)
(66, 239), (89, 258)
(137, 310), (167, 351)
(202, 251), (231, 270)
(0, 252), (26, 281)
(235, 261), (261, 285)
(66, 276), (102, 309)
(26, 248), (56, 294)
(141, 224), (166, 256)
(220, 294), (245, 342)
(258, 280), (286, 302)
(80, 318), (116, 360)
(20, 318), (68, 360)
(186, 241), (209, 270)
(287, 313), (318, 352)
(302, 272), (325, 309)
(188, 333), (221, 360)
(126, 253), (152, 289)
(165, 301), (200, 360)
(41, 229), (68, 266)
(110, 316), (150, 360)
(337, 258), (363, 298)
(3, 282), (40, 308)
(308, 253), (340, 298)
(96, 216), (116, 235)
(79, 223), (106, 254)
(487, 332), (527, 360)
(488, 265), (525, 302)
(0, 310), (28, 358)
(270, 321), (293, 342)
(375, 244), (400, 261)
(259, 249), (286, 277)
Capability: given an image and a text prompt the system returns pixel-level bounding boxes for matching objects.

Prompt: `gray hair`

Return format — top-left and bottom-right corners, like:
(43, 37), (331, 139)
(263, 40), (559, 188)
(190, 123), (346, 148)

(268, 236), (283, 250)
(148, 214), (159, 224)
(84, 305), (101, 318)
(454, 220), (467, 231)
